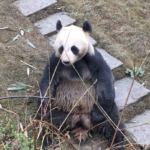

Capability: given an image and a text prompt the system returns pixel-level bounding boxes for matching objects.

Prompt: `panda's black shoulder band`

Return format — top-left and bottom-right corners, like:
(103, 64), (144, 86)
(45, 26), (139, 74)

(56, 20), (62, 31)
(82, 21), (92, 33)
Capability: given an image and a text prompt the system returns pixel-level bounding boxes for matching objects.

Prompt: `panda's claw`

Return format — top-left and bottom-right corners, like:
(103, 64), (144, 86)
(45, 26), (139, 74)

(72, 127), (88, 142)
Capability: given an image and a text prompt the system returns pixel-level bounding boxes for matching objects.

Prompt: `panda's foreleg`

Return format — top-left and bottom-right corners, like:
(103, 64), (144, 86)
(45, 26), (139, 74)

(84, 50), (124, 149)
(84, 49), (117, 121)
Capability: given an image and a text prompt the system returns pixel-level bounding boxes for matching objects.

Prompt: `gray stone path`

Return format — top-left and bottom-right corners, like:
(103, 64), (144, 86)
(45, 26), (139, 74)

(48, 34), (97, 47)
(125, 110), (150, 146)
(115, 77), (150, 110)
(96, 48), (123, 70)
(14, 0), (57, 16)
(34, 13), (76, 35)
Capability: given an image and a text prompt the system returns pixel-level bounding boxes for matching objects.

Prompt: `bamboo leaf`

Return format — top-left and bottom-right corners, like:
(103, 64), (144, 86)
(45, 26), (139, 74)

(8, 83), (27, 91)
(88, 132), (93, 138)
(13, 34), (21, 41)
(26, 39), (36, 49)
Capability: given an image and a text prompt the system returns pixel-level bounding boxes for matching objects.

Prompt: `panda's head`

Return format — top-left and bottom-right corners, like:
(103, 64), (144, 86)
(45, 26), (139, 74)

(54, 20), (95, 66)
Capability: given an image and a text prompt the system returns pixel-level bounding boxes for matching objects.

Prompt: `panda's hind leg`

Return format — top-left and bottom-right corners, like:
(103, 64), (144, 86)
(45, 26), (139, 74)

(93, 103), (124, 150)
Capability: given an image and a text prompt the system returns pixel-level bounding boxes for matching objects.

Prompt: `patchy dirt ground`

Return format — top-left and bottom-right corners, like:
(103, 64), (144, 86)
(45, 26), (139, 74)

(0, 0), (53, 124)
(0, 0), (150, 149)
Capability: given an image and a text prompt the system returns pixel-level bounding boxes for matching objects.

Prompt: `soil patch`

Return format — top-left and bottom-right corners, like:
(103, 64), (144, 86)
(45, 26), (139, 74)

(0, 0), (53, 123)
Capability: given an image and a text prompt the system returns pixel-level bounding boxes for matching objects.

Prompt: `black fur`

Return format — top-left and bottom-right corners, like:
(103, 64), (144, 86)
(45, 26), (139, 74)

(56, 20), (62, 31)
(82, 21), (92, 33)
(37, 48), (124, 150)
(84, 49), (124, 149)
(71, 46), (79, 55)
(58, 45), (63, 54)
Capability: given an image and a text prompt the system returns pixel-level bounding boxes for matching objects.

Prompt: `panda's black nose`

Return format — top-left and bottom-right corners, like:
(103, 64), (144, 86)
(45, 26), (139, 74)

(63, 61), (70, 65)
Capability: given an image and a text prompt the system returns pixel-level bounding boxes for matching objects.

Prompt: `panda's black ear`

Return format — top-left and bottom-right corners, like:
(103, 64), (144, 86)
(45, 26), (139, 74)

(82, 21), (92, 33)
(56, 20), (62, 31)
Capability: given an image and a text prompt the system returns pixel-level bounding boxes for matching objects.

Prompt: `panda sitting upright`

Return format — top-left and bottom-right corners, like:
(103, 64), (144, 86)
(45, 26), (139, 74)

(37, 20), (124, 150)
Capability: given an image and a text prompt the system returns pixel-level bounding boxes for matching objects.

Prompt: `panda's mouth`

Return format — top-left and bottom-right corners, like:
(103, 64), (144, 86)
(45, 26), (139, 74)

(62, 61), (71, 66)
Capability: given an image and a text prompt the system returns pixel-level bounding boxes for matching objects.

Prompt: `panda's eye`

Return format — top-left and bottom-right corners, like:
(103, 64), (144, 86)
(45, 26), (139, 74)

(58, 45), (63, 54)
(71, 46), (79, 55)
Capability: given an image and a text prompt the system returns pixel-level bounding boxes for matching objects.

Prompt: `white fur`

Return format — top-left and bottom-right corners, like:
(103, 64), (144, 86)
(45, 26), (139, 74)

(54, 25), (94, 65)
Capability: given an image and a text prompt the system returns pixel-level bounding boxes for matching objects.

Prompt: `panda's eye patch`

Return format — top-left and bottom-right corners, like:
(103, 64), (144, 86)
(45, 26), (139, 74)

(71, 46), (79, 55)
(58, 45), (64, 54)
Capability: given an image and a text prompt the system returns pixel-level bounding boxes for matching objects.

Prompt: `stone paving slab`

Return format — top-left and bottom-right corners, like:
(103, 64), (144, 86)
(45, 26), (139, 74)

(14, 0), (57, 16)
(34, 13), (76, 35)
(96, 48), (123, 70)
(0, 104), (2, 108)
(125, 110), (150, 146)
(48, 34), (97, 47)
(89, 36), (97, 46)
(115, 77), (150, 110)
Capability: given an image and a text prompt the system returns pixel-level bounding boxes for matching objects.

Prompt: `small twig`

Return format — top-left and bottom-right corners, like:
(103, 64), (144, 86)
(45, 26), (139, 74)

(0, 27), (8, 30)
(113, 142), (146, 150)
(0, 27), (16, 31)
(40, 133), (49, 150)
(20, 60), (37, 69)
(0, 96), (55, 100)
(33, 122), (37, 150)
(0, 107), (20, 124)
(121, 122), (149, 131)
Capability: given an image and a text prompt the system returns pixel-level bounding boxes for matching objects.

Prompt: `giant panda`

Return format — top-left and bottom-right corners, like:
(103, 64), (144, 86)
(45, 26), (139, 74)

(37, 20), (124, 150)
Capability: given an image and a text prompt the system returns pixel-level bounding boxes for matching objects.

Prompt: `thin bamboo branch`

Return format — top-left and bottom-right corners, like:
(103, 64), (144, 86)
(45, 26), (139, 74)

(0, 96), (55, 100)
(20, 60), (37, 69)
(33, 122), (37, 150)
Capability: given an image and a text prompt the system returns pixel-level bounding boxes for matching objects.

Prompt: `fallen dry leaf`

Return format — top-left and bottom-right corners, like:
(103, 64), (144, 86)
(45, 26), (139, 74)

(24, 130), (28, 138)
(19, 122), (24, 132)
